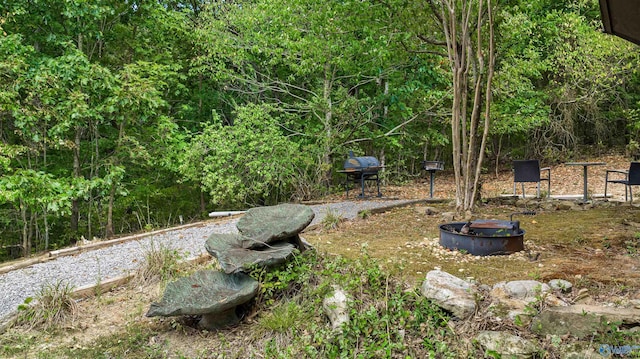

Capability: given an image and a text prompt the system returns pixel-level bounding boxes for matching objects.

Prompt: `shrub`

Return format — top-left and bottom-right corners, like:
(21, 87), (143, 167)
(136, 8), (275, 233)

(131, 241), (183, 286)
(248, 249), (455, 357)
(321, 209), (343, 231)
(15, 280), (78, 331)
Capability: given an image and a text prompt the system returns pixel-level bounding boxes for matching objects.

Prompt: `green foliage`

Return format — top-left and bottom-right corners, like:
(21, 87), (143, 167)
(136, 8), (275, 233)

(248, 250), (314, 307)
(248, 249), (455, 357)
(195, 0), (438, 187)
(522, 285), (547, 317)
(357, 209), (371, 219)
(181, 104), (301, 208)
(596, 319), (640, 351)
(3, 0), (640, 261)
(132, 241), (184, 286)
(15, 280), (78, 331)
(4, 250), (458, 357)
(258, 301), (310, 333)
(0, 169), (78, 215)
(0, 0), (203, 258)
(493, 0), (639, 159)
(321, 209), (344, 231)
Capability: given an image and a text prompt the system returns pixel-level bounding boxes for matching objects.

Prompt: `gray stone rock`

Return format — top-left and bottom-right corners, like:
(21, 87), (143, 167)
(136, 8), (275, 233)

(205, 233), (296, 274)
(539, 201), (556, 211)
(556, 201), (578, 211)
(548, 279), (573, 293)
(323, 286), (350, 330)
(491, 280), (551, 309)
(236, 204), (315, 249)
(421, 270), (477, 319)
(561, 342), (606, 359)
(500, 280), (551, 299)
(146, 270), (259, 330)
(441, 212), (456, 223)
(414, 206), (440, 215)
(515, 198), (533, 207)
(475, 330), (539, 359)
(531, 304), (640, 339)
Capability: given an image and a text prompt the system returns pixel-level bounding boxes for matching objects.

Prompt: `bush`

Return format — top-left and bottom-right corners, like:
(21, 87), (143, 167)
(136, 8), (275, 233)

(131, 241), (183, 286)
(248, 249), (455, 358)
(15, 280), (78, 331)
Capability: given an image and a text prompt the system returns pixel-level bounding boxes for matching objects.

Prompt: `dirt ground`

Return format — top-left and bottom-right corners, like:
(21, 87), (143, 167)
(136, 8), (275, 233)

(306, 153), (640, 298)
(3, 153), (640, 358)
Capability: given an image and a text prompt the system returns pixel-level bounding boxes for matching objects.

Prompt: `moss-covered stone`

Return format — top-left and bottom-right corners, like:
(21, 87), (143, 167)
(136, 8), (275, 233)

(205, 233), (296, 274)
(146, 270), (259, 330)
(236, 204), (315, 249)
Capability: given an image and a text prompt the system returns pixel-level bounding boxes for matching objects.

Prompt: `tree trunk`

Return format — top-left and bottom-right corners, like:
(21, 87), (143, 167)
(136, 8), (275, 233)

(436, 0), (495, 212)
(71, 127), (82, 239)
(106, 183), (116, 238)
(321, 62), (334, 189)
(20, 199), (30, 257)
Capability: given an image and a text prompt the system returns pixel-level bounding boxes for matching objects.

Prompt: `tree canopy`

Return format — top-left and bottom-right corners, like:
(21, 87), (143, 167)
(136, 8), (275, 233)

(1, 0), (638, 259)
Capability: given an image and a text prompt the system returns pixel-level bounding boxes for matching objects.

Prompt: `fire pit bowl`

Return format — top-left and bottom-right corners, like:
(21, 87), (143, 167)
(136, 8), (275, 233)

(439, 220), (526, 256)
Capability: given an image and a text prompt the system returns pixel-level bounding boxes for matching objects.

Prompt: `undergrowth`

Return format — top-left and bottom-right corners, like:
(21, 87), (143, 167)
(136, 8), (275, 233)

(131, 240), (183, 286)
(3, 247), (459, 358)
(248, 247), (456, 358)
(320, 209), (343, 231)
(14, 280), (78, 332)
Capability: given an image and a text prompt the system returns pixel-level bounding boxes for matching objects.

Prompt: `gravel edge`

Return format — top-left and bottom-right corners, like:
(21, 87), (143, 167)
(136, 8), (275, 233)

(0, 199), (421, 329)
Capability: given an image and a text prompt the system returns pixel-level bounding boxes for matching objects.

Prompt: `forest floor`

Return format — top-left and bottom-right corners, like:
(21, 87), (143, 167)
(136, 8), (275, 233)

(2, 152), (640, 358)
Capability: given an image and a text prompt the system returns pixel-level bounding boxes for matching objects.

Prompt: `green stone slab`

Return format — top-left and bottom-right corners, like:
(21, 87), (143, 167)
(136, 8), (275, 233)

(236, 204), (315, 249)
(146, 270), (258, 318)
(205, 233), (296, 273)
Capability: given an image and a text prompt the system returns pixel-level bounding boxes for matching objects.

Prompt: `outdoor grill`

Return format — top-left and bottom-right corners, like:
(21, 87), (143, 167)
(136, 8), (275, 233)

(339, 151), (383, 198)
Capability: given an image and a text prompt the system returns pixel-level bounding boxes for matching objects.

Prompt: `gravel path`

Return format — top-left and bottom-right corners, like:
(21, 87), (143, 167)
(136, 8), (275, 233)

(0, 199), (418, 323)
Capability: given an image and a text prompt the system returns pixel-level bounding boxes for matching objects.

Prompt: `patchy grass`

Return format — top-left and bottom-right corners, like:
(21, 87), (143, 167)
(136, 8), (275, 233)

(131, 241), (184, 287)
(2, 251), (459, 358)
(2, 196), (640, 358)
(320, 208), (344, 231)
(303, 201), (640, 295)
(14, 280), (78, 331)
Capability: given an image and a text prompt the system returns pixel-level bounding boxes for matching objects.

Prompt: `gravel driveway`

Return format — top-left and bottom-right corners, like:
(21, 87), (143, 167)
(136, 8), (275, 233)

(0, 199), (419, 324)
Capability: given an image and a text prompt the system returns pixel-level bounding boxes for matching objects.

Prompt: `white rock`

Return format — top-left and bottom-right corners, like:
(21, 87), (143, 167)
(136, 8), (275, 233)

(548, 279), (573, 293)
(490, 280), (551, 310)
(421, 270), (477, 319)
(323, 286), (350, 330)
(476, 330), (539, 358)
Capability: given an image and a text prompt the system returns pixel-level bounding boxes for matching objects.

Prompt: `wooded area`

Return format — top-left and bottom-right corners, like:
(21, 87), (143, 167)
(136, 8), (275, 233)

(1, 0), (639, 260)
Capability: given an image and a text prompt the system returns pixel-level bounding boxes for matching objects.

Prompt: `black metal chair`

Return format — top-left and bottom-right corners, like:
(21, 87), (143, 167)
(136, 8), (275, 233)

(513, 160), (551, 198)
(604, 162), (640, 202)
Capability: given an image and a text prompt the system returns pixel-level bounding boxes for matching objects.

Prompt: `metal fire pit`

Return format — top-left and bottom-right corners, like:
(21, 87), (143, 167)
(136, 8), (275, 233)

(439, 212), (534, 256)
(339, 151), (383, 198)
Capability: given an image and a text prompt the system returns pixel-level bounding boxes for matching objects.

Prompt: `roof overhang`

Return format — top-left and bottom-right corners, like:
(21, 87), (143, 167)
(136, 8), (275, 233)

(599, 0), (640, 45)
